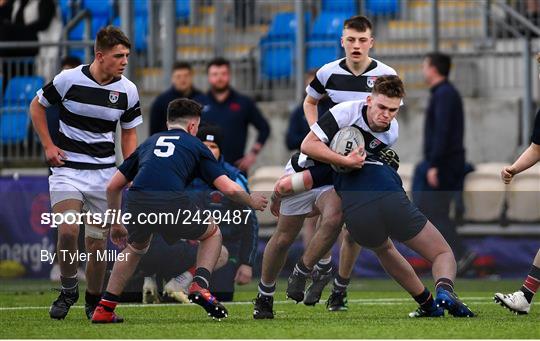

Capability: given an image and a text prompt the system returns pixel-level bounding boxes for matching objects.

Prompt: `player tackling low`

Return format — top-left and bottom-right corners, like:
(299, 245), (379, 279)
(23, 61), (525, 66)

(301, 75), (475, 317)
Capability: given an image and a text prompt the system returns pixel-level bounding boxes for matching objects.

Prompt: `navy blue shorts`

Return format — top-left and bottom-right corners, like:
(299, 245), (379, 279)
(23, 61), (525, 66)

(126, 192), (208, 245)
(344, 191), (428, 248)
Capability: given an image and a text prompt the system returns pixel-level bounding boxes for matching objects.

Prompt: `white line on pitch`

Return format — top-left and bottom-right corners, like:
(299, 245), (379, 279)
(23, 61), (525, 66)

(0, 296), (494, 311)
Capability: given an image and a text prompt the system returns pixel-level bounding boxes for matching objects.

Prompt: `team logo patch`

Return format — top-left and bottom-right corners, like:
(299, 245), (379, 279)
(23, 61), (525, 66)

(367, 76), (377, 88)
(369, 138), (381, 150)
(109, 91), (120, 104)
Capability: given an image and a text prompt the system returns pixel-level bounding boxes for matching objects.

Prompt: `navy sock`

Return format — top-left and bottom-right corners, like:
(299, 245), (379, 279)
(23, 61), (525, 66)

(294, 259), (311, 277)
(435, 277), (454, 293)
(194, 267), (212, 289)
(333, 274), (350, 293)
(314, 257), (332, 273)
(85, 290), (101, 306)
(60, 275), (78, 294)
(258, 281), (276, 297)
(413, 287), (435, 311)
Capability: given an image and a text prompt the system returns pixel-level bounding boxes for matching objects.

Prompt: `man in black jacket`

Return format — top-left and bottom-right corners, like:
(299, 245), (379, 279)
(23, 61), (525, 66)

(412, 52), (475, 275)
(149, 61), (206, 135)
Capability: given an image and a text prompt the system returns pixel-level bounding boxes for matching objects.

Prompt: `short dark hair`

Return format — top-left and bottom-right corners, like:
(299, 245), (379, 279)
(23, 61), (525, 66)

(95, 26), (131, 52)
(167, 98), (202, 123)
(61, 56), (81, 69)
(343, 15), (373, 33)
(173, 61), (193, 72)
(425, 52), (451, 77)
(207, 57), (230, 72)
(373, 75), (405, 98)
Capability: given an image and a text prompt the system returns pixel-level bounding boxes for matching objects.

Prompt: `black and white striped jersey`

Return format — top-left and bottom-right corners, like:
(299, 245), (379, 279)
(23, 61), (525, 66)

(311, 100), (399, 162)
(37, 64), (142, 170)
(306, 58), (397, 105)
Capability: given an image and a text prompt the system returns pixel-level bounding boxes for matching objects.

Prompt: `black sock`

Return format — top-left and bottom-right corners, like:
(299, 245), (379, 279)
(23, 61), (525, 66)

(333, 274), (350, 293)
(520, 265), (540, 304)
(60, 275), (78, 294)
(100, 291), (120, 312)
(258, 281), (276, 297)
(314, 257), (332, 273)
(413, 287), (435, 311)
(294, 259), (311, 277)
(193, 267), (212, 289)
(435, 277), (454, 293)
(85, 291), (101, 306)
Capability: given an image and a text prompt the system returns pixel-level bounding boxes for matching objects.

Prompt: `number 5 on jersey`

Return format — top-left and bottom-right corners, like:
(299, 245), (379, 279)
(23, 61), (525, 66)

(154, 136), (180, 157)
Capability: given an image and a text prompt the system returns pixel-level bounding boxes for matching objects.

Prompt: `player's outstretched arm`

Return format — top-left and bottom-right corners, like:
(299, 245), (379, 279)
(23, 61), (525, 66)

(213, 175), (268, 211)
(501, 143), (540, 184)
(301, 131), (365, 169)
(29, 97), (66, 166)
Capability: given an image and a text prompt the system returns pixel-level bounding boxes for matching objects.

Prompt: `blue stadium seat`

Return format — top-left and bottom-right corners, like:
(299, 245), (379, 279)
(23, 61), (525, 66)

(0, 109), (30, 144)
(58, 0), (73, 24)
(266, 12), (311, 39)
(306, 43), (343, 70)
(176, 0), (190, 20)
(260, 37), (294, 79)
(304, 12), (349, 70)
(134, 0), (148, 17)
(259, 12), (312, 79)
(81, 0), (111, 17)
(321, 0), (358, 16)
(3, 77), (44, 104)
(310, 12), (349, 39)
(1, 77), (44, 144)
(365, 0), (399, 16)
(113, 16), (147, 52)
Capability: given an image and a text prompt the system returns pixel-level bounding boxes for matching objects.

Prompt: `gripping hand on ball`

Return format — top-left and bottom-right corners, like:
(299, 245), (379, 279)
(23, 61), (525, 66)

(344, 146), (366, 169)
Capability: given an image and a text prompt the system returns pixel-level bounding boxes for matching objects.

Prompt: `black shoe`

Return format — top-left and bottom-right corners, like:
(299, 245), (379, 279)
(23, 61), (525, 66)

(49, 288), (79, 320)
(286, 269), (308, 303)
(326, 290), (348, 311)
(253, 294), (274, 319)
(84, 303), (97, 320)
(304, 269), (332, 306)
(188, 283), (228, 320)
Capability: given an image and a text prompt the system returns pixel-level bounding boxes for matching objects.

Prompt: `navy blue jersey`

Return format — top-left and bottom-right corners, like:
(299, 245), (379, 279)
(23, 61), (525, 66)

(532, 109), (540, 145)
(118, 129), (226, 193)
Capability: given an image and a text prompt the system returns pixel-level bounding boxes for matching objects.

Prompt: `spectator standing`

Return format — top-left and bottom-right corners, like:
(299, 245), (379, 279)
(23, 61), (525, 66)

(149, 61), (206, 135)
(412, 52), (475, 275)
(202, 57), (270, 173)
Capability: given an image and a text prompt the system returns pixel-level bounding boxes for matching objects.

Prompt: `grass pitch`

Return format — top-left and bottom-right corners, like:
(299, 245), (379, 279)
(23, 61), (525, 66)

(1, 278), (538, 339)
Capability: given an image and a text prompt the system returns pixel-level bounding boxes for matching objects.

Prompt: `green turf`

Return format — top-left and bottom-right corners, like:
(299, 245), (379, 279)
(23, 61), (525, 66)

(0, 279), (539, 339)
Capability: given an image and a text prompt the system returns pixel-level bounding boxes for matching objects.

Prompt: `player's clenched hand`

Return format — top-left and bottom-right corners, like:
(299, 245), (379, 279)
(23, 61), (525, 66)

(270, 192), (281, 217)
(344, 146), (366, 169)
(110, 224), (128, 249)
(45, 145), (66, 166)
(501, 166), (516, 184)
(250, 192), (268, 211)
(234, 264), (252, 285)
(235, 152), (257, 173)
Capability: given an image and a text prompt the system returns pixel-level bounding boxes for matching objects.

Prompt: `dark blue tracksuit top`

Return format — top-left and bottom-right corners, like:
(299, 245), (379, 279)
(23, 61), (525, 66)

(200, 89), (270, 165)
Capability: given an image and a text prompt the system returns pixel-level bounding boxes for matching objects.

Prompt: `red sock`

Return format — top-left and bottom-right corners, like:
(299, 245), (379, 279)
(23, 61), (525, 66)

(99, 299), (117, 312)
(188, 266), (196, 276)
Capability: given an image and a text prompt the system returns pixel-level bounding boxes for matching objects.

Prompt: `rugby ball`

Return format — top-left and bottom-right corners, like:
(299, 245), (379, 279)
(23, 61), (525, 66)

(329, 126), (365, 173)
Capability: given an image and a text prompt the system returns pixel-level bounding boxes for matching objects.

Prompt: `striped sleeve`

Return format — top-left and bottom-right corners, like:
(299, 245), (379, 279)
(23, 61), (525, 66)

(306, 71), (327, 100)
(36, 69), (71, 107)
(120, 81), (143, 129)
